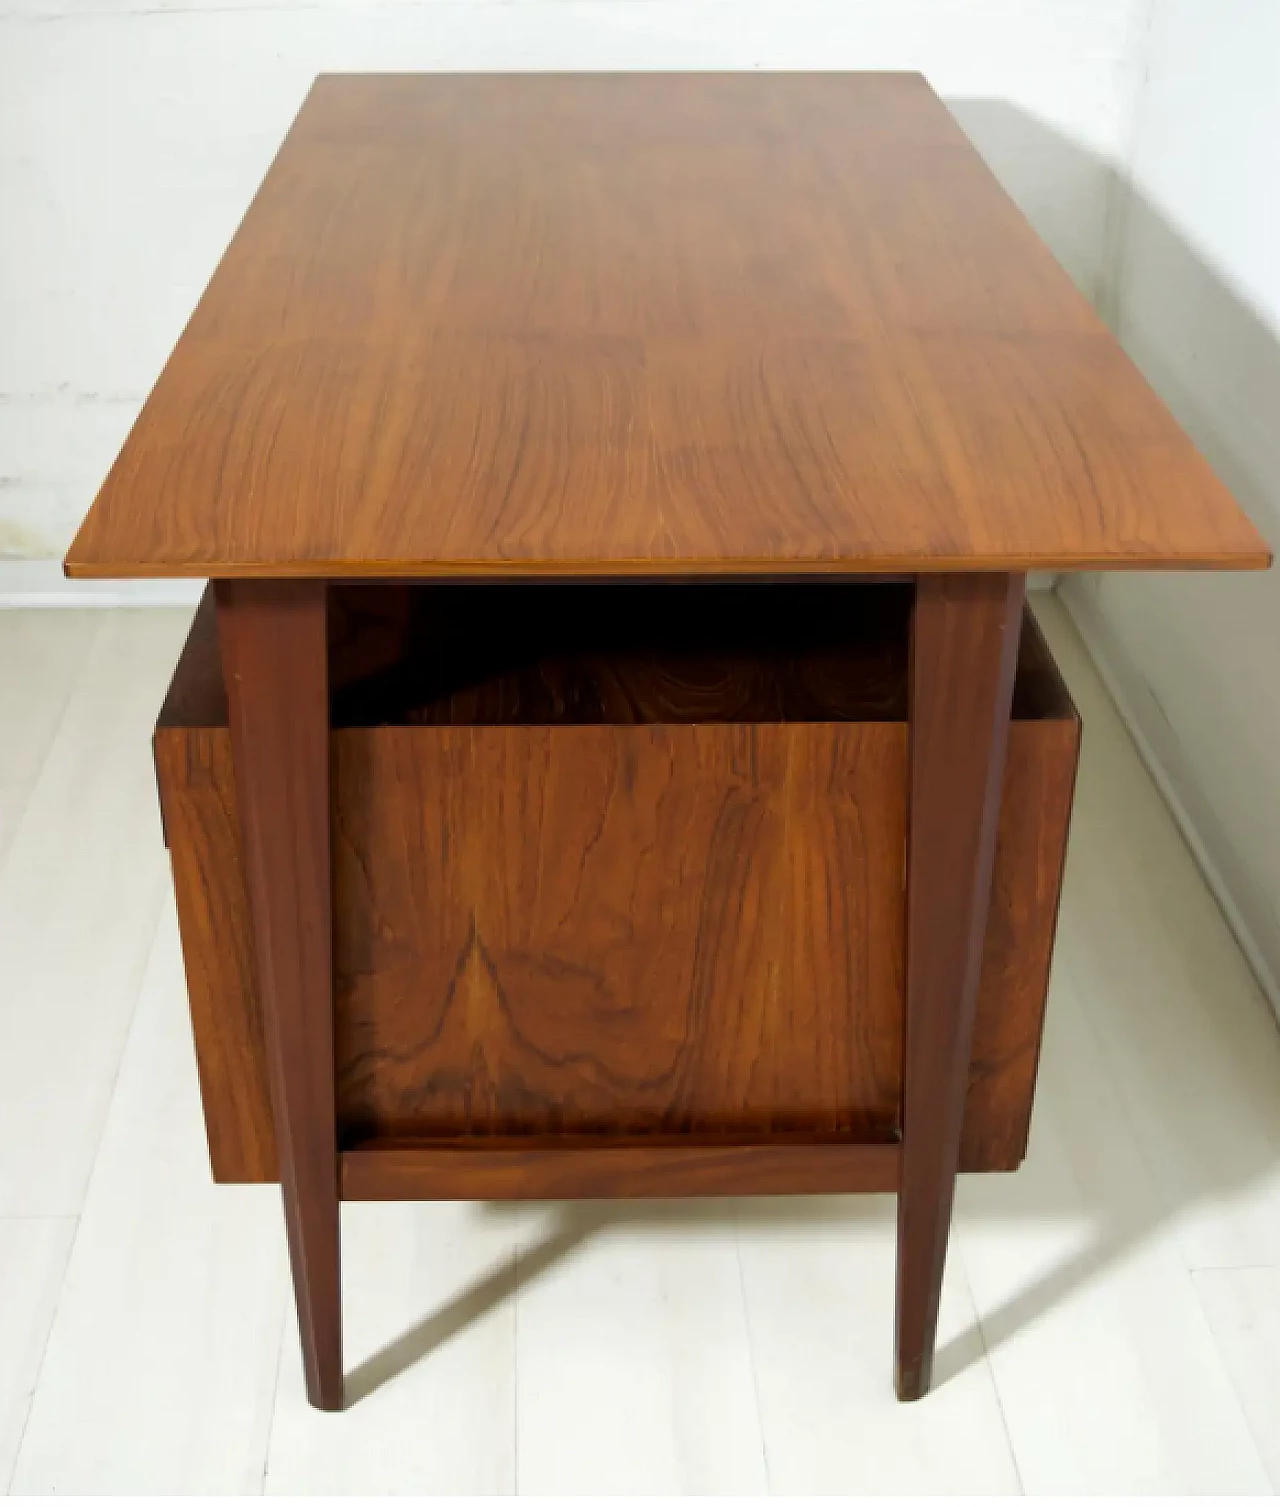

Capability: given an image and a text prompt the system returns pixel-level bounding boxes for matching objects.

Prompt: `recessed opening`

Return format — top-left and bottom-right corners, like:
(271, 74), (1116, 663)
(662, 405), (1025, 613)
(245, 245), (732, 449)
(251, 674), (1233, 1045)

(159, 582), (1074, 732)
(328, 582), (1071, 727)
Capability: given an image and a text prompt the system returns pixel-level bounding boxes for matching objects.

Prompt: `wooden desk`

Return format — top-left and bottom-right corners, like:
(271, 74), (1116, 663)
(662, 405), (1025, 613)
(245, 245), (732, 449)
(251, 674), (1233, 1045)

(66, 73), (1269, 1412)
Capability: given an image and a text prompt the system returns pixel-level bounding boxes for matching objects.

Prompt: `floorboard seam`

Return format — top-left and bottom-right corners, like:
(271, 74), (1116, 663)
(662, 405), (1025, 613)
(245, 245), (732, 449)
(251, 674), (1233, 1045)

(4, 1213), (79, 1493)
(958, 1249), (1026, 1495)
(732, 1210), (772, 1494)
(1188, 1270), (1280, 1494)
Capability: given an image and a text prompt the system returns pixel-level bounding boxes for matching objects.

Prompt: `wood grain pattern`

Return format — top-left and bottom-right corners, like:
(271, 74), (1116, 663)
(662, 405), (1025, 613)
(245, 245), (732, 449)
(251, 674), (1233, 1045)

(155, 728), (277, 1182)
(328, 581), (915, 727)
(340, 1136), (902, 1201)
(155, 582), (1079, 1182)
(334, 719), (907, 1144)
(67, 73), (1267, 580)
(964, 717), (1079, 1171)
(215, 580), (342, 1412)
(896, 573), (1025, 1403)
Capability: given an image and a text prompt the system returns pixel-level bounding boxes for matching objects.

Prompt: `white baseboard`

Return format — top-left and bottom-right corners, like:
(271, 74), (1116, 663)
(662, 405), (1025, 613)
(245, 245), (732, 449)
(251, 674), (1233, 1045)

(0, 560), (204, 608)
(1057, 577), (1280, 1023)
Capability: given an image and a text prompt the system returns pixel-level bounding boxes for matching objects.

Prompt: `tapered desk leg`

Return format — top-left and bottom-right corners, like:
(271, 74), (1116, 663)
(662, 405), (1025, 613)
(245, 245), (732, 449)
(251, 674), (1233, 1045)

(896, 573), (1025, 1401)
(216, 579), (342, 1411)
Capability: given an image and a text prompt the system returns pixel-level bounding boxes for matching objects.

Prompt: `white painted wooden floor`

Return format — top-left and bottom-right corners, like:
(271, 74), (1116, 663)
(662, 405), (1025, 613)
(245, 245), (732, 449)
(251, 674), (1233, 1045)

(2, 594), (1279, 1495)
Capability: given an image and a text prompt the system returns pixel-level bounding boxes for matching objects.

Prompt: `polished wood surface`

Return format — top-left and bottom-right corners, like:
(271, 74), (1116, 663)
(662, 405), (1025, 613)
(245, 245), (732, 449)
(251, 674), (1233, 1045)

(340, 1136), (902, 1201)
(215, 581), (342, 1411)
(155, 723), (277, 1183)
(335, 720), (906, 1143)
(67, 73), (1267, 581)
(155, 582), (1079, 1183)
(896, 573), (1025, 1402)
(965, 712), (1078, 1172)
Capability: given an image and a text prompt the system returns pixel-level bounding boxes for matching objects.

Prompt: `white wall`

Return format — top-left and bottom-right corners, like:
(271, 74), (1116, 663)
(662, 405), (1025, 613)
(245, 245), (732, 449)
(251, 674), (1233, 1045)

(1060, 0), (1280, 1008)
(0, 0), (1145, 560)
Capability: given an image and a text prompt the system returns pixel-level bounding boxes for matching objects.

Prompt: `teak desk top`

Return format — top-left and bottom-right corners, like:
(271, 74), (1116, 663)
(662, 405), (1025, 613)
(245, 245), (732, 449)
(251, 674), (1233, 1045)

(66, 72), (1269, 581)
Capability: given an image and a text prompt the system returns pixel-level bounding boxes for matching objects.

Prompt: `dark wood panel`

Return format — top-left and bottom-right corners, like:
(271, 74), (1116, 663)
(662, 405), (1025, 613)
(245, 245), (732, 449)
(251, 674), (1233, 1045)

(333, 721), (907, 1144)
(155, 727), (277, 1182)
(67, 74), (1267, 578)
(961, 717), (1080, 1172)
(156, 585), (1078, 1184)
(897, 573), (1025, 1402)
(341, 1136), (901, 1201)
